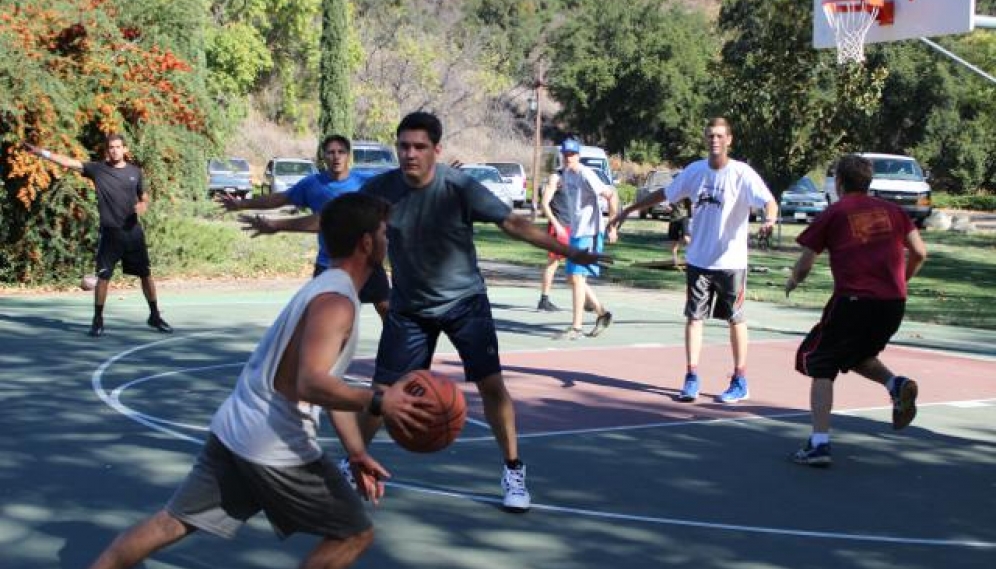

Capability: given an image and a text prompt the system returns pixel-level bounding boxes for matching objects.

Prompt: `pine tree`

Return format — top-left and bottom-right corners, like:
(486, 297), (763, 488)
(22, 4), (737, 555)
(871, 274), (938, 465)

(318, 0), (353, 145)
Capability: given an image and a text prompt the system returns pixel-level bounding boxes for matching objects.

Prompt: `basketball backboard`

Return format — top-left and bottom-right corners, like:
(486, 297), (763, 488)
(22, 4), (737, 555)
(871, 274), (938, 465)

(813, 0), (977, 49)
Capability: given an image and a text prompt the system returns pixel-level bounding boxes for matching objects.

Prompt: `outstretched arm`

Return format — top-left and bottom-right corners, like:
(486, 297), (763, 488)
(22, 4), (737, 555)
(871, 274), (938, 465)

(218, 191), (291, 213)
(500, 213), (609, 267)
(23, 143), (84, 172)
(238, 212), (321, 237)
(609, 187), (665, 231)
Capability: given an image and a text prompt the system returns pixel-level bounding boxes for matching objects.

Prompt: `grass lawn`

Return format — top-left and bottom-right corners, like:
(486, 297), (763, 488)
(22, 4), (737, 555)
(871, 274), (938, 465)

(472, 217), (996, 330)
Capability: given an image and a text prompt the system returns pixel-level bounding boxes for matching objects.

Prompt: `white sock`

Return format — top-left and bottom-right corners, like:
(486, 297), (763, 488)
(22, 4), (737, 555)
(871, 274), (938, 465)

(810, 433), (830, 446)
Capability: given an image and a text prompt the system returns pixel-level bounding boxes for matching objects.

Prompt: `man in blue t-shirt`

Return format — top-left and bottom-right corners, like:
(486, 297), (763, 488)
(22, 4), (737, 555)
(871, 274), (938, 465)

(222, 135), (389, 319)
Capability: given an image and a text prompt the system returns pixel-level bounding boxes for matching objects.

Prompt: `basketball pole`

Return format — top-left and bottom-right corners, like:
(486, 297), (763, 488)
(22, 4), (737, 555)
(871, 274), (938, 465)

(918, 37), (996, 86)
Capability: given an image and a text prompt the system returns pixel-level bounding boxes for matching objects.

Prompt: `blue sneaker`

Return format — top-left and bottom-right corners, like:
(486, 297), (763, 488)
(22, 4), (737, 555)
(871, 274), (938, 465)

(791, 441), (832, 467)
(717, 376), (749, 403)
(890, 376), (918, 430)
(677, 373), (699, 402)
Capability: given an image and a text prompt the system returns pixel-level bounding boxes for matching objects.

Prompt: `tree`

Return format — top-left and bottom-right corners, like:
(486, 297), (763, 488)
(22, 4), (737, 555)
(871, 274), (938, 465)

(546, 0), (714, 162)
(319, 0), (353, 141)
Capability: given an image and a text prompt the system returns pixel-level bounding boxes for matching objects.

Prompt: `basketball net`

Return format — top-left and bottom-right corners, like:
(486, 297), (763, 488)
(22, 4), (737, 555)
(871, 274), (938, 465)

(822, 0), (883, 64)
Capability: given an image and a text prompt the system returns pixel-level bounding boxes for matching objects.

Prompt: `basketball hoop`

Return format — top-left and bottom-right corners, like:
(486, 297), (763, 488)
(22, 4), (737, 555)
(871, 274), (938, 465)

(822, 0), (894, 64)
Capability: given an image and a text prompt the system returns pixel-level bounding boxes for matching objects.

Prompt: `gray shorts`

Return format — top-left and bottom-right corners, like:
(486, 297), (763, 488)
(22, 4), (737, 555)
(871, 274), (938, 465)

(166, 434), (371, 540)
(684, 265), (747, 323)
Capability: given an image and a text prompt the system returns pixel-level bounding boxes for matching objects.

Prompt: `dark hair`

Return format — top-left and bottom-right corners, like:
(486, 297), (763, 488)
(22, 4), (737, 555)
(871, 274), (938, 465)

(835, 154), (873, 194)
(321, 134), (351, 153)
(321, 193), (390, 259)
(705, 117), (732, 136)
(397, 111), (443, 145)
(106, 133), (126, 145)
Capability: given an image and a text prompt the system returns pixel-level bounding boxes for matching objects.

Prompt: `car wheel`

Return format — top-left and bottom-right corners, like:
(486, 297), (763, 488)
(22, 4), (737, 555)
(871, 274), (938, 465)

(639, 210), (648, 219)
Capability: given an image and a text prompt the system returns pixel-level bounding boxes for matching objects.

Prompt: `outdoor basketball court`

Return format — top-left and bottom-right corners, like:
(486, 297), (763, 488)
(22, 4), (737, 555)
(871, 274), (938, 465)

(2, 263), (995, 569)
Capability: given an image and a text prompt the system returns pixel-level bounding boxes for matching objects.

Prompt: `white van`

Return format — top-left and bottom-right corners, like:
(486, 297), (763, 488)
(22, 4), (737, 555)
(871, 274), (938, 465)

(824, 153), (932, 227)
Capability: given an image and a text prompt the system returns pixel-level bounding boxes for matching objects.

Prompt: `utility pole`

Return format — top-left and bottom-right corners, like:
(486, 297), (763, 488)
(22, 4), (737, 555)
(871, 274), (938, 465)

(529, 61), (545, 220)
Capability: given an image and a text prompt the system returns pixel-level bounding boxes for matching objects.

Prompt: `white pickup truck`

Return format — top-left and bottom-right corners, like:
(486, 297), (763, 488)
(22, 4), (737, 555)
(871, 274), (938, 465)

(824, 153), (933, 227)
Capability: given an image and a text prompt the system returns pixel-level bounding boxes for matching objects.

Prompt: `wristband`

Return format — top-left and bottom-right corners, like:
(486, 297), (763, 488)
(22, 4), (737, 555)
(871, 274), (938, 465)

(367, 390), (383, 417)
(40, 150), (52, 159)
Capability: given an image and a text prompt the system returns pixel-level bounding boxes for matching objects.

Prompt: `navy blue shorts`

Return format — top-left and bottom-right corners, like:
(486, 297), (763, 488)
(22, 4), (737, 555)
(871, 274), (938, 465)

(795, 296), (905, 380)
(373, 293), (501, 385)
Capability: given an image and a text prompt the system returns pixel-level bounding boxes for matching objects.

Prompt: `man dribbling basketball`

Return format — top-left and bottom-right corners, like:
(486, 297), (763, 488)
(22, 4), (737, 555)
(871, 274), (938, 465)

(85, 193), (433, 569)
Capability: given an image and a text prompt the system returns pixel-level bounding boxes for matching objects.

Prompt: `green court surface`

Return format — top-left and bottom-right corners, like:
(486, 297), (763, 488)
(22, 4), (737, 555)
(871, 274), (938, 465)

(2, 266), (995, 569)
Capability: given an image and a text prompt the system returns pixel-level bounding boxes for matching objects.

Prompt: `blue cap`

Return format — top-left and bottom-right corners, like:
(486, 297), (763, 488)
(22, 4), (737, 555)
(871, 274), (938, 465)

(560, 139), (581, 154)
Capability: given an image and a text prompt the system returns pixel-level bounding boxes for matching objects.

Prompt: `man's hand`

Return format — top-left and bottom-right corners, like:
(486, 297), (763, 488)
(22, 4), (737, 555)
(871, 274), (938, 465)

(347, 452), (390, 504)
(606, 225), (618, 245)
(135, 201), (148, 215)
(216, 192), (242, 213)
(567, 247), (613, 269)
(759, 220), (775, 238)
(238, 213), (277, 237)
(380, 377), (435, 440)
(785, 276), (799, 297)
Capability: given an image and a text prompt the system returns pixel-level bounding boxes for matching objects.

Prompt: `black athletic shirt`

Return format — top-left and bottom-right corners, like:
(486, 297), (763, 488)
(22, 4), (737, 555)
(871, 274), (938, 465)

(548, 170), (569, 224)
(82, 161), (144, 229)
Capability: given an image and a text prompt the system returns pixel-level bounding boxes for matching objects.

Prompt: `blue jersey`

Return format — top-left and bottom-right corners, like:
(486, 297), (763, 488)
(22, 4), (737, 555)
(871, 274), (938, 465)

(284, 170), (377, 268)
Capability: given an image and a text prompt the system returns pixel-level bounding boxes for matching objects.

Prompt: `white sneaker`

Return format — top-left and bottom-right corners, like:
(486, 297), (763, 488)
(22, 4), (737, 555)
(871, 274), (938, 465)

(337, 457), (357, 492)
(501, 464), (531, 512)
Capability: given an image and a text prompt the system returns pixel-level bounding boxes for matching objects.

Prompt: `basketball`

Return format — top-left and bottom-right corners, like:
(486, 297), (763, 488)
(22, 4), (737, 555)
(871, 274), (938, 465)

(387, 370), (466, 453)
(80, 274), (97, 291)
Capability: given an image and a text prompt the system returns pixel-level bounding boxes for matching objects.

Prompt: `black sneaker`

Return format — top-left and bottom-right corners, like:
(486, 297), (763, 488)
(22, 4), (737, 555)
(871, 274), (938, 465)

(791, 441), (832, 467)
(890, 376), (918, 430)
(147, 316), (173, 334)
(589, 311), (613, 337)
(88, 317), (104, 337)
(537, 297), (559, 312)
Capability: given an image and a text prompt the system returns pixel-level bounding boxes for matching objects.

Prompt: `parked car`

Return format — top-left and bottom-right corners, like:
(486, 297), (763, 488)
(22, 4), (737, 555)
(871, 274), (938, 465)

(459, 164), (516, 208)
(207, 157), (253, 200)
(351, 140), (398, 175)
(635, 169), (677, 219)
(824, 153), (933, 227)
(264, 158), (318, 193)
(485, 162), (528, 208)
(779, 176), (828, 223)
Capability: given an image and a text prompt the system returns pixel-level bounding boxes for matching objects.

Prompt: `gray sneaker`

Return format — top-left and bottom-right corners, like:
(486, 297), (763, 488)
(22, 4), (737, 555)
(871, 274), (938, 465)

(589, 311), (613, 337)
(501, 464), (531, 512)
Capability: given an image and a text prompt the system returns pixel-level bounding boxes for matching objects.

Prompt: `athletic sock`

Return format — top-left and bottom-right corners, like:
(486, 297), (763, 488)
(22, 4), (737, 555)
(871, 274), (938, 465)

(148, 301), (160, 320)
(505, 458), (523, 470)
(810, 433), (830, 447)
(885, 376), (898, 393)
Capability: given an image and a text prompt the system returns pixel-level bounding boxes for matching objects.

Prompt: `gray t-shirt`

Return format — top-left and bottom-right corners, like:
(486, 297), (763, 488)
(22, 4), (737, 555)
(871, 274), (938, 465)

(362, 164), (512, 316)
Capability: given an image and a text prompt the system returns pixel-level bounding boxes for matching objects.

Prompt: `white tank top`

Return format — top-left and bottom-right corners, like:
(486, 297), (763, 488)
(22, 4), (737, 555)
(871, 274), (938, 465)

(210, 269), (360, 466)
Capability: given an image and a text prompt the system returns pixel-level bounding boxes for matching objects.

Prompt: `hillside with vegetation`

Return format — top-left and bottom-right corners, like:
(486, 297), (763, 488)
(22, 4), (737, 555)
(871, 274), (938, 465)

(2, 0), (994, 286)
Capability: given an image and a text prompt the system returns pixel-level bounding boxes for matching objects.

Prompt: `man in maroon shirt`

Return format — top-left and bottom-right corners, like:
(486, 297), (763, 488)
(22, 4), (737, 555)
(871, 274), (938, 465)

(785, 154), (927, 467)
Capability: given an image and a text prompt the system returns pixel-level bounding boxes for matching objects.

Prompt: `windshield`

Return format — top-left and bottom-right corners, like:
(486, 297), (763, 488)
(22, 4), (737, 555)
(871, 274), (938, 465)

(209, 158), (250, 174)
(488, 163), (522, 177)
(274, 161), (316, 176)
(353, 147), (398, 167)
(870, 158), (924, 181)
(463, 167), (503, 184)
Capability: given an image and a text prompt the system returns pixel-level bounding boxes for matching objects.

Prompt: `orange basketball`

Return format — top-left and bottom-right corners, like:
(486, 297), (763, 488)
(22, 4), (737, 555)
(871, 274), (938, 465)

(387, 370), (467, 453)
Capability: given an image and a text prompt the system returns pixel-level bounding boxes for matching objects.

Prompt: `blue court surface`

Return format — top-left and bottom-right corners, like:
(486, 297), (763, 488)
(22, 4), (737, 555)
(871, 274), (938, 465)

(2, 268), (995, 569)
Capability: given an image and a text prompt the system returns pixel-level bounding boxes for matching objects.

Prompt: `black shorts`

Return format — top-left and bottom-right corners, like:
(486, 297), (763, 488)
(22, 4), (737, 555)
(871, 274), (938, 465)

(684, 265), (746, 323)
(95, 225), (151, 279)
(795, 296), (905, 380)
(373, 293), (502, 385)
(314, 263), (390, 305)
(668, 217), (690, 241)
(166, 435), (370, 540)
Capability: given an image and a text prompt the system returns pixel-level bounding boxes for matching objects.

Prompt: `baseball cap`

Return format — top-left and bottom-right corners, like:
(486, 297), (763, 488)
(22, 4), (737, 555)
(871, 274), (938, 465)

(560, 139), (581, 154)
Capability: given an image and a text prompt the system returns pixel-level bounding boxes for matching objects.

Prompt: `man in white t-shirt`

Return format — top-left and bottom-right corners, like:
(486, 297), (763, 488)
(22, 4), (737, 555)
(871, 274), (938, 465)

(555, 138), (619, 340)
(612, 117), (777, 403)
